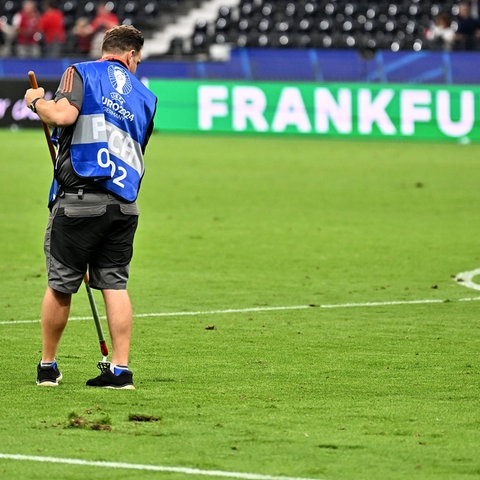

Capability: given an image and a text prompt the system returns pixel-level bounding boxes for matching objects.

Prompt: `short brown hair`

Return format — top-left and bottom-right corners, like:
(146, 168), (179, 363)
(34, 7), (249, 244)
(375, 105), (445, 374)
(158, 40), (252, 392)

(101, 25), (144, 54)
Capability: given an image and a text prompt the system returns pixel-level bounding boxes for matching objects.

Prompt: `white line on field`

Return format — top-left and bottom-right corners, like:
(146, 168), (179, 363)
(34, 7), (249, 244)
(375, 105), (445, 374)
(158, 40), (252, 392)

(1, 296), (480, 326)
(454, 268), (480, 291)
(0, 454), (323, 480)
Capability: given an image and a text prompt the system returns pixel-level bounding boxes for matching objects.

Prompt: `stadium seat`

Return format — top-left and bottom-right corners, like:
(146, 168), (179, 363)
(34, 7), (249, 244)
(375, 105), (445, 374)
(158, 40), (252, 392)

(61, 0), (78, 16)
(78, 0), (96, 17)
(167, 35), (184, 56)
(187, 0), (464, 54)
(0, 0), (469, 57)
(142, 0), (160, 17)
(0, 0), (22, 21)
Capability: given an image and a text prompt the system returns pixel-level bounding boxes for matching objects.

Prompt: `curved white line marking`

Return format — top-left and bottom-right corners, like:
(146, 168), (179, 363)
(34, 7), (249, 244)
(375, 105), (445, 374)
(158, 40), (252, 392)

(3, 297), (480, 326)
(0, 454), (323, 480)
(454, 268), (480, 291)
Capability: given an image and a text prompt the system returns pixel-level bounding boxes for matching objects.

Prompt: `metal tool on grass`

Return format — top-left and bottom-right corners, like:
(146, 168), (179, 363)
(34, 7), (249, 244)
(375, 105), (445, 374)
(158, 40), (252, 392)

(28, 70), (109, 364)
(84, 272), (109, 364)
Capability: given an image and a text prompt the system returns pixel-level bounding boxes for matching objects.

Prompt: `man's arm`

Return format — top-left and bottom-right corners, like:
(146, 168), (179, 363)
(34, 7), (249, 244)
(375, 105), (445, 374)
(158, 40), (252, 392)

(25, 90), (79, 127)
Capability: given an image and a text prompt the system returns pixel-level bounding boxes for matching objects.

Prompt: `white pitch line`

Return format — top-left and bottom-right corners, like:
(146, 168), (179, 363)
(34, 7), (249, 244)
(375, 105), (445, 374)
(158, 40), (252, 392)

(135, 296), (480, 316)
(454, 268), (480, 291)
(0, 454), (323, 480)
(1, 296), (480, 326)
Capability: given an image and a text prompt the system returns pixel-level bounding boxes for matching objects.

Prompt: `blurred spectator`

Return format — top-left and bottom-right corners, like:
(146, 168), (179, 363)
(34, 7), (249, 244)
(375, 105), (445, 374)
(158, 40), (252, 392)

(0, 15), (15, 56)
(69, 3), (118, 57)
(71, 17), (92, 56)
(87, 2), (119, 57)
(455, 1), (480, 50)
(0, 17), (4, 48)
(12, 0), (41, 57)
(38, 0), (65, 57)
(425, 12), (455, 51)
(471, 0), (479, 18)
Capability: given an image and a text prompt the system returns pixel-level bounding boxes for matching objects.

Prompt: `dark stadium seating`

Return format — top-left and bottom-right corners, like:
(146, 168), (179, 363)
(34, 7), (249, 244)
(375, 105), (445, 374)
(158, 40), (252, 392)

(188, 0), (469, 55)
(0, 0), (476, 58)
(58, 0), (157, 30)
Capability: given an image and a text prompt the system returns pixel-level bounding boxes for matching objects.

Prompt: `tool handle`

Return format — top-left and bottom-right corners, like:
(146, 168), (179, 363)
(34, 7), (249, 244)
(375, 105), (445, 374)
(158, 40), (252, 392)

(28, 70), (39, 88)
(84, 273), (110, 357)
(27, 70), (57, 165)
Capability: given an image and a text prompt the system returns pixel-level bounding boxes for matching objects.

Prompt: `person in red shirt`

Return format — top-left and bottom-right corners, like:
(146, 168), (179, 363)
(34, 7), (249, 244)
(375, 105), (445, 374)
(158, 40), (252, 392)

(38, 0), (65, 57)
(87, 2), (120, 57)
(13, 0), (41, 57)
(72, 2), (120, 57)
(90, 2), (119, 34)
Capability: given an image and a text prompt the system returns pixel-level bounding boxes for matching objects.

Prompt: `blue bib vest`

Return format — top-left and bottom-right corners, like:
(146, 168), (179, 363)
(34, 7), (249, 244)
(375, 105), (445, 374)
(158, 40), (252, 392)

(66, 60), (156, 202)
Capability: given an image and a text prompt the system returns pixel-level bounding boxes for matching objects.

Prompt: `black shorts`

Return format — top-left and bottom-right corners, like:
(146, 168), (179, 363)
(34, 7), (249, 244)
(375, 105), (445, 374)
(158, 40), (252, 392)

(44, 190), (139, 293)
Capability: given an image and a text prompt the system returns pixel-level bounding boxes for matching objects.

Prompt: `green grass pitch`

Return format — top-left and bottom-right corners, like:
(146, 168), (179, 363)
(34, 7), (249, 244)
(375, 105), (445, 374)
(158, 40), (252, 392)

(0, 130), (480, 480)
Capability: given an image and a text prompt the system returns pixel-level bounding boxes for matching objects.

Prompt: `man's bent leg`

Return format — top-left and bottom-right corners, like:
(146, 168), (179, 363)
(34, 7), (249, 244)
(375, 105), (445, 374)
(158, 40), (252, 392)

(102, 289), (132, 366)
(41, 287), (72, 362)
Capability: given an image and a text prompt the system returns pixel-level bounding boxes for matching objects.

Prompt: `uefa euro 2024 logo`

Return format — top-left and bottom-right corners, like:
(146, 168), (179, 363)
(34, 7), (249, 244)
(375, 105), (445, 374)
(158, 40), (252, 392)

(108, 65), (133, 97)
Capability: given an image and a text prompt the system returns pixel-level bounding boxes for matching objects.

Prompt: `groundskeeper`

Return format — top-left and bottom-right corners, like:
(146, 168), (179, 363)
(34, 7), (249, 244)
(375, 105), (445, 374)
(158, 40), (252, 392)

(24, 24), (157, 389)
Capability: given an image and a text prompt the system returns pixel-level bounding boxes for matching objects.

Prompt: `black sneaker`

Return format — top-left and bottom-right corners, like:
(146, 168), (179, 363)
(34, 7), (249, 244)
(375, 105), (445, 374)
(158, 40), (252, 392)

(36, 362), (62, 386)
(86, 362), (135, 390)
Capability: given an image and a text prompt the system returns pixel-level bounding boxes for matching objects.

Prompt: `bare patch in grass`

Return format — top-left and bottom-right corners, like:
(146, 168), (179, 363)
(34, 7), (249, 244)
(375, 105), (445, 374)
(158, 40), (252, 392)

(128, 414), (161, 422)
(66, 410), (112, 431)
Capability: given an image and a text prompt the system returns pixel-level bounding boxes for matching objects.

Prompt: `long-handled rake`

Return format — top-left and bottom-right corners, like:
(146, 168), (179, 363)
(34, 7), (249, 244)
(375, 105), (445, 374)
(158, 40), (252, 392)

(84, 273), (109, 363)
(28, 70), (109, 363)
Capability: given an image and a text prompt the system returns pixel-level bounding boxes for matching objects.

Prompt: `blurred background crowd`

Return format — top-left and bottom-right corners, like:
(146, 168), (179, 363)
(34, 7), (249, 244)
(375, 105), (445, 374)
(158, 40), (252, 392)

(0, 0), (169, 58)
(0, 0), (479, 59)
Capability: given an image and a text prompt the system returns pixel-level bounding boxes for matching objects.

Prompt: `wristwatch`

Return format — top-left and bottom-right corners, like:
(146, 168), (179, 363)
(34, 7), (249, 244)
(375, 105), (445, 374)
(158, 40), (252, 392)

(29, 97), (42, 113)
